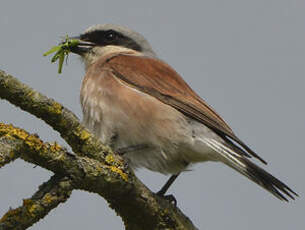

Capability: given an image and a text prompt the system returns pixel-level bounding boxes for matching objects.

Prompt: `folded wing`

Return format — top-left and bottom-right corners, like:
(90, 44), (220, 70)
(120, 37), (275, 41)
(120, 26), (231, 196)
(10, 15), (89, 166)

(103, 54), (266, 164)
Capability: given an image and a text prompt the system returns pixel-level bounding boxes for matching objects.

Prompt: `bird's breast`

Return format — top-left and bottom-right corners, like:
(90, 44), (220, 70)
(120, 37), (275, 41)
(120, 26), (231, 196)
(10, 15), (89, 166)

(82, 70), (184, 139)
(80, 69), (215, 173)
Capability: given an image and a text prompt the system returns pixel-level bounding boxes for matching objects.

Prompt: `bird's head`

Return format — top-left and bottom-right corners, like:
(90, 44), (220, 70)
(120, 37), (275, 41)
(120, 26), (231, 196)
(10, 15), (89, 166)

(70, 24), (156, 69)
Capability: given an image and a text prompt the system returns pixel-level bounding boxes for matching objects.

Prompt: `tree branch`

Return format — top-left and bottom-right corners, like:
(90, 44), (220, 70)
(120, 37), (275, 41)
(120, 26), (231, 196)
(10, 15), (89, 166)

(0, 132), (19, 168)
(0, 69), (198, 230)
(0, 175), (73, 230)
(0, 123), (197, 229)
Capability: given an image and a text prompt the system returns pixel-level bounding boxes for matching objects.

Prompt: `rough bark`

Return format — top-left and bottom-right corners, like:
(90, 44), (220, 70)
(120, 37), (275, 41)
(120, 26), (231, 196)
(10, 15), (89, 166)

(0, 70), (198, 230)
(0, 174), (72, 230)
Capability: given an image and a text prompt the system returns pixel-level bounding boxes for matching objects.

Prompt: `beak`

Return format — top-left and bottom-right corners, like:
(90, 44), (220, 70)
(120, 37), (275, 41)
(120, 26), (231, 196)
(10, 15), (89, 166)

(68, 36), (95, 55)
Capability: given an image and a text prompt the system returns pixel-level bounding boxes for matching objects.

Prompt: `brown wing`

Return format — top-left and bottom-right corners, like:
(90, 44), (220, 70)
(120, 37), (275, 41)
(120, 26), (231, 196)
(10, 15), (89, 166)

(101, 53), (266, 164)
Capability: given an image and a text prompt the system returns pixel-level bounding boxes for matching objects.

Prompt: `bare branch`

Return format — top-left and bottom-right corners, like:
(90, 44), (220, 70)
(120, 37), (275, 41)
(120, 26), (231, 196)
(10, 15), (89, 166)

(0, 175), (73, 230)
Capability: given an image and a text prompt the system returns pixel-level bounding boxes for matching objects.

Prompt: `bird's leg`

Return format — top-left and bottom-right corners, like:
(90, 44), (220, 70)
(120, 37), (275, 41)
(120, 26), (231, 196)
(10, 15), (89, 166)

(116, 144), (149, 155)
(157, 174), (180, 196)
(157, 173), (180, 205)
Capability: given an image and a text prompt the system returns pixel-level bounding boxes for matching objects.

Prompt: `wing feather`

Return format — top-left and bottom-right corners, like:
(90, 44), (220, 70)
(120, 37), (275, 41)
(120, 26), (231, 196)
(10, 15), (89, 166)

(100, 53), (267, 164)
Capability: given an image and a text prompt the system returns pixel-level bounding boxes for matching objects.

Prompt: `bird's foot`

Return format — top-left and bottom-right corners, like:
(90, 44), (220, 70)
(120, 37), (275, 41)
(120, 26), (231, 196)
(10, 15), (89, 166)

(156, 191), (177, 206)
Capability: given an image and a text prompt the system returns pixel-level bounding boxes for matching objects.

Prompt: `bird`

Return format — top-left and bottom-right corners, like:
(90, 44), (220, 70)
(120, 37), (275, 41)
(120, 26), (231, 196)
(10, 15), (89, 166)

(69, 24), (297, 201)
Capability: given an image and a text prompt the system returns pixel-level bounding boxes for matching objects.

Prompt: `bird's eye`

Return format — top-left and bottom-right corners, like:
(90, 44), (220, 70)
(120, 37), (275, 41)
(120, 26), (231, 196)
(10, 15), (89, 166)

(104, 31), (117, 42)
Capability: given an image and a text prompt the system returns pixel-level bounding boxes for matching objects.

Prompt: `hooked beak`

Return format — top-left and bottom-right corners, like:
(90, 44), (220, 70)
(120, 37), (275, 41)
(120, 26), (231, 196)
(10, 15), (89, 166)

(68, 36), (95, 55)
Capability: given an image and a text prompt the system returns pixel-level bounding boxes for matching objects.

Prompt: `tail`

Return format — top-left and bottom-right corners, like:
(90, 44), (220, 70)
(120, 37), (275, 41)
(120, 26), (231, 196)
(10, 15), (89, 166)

(204, 138), (298, 201)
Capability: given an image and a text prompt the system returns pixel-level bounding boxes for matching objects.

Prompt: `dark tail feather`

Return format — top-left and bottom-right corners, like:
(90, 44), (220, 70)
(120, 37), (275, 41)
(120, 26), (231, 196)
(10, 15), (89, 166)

(230, 156), (298, 201)
(205, 138), (298, 201)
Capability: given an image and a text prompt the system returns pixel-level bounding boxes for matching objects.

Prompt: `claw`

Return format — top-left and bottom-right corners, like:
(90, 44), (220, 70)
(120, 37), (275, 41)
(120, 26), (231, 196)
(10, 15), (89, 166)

(156, 192), (177, 206)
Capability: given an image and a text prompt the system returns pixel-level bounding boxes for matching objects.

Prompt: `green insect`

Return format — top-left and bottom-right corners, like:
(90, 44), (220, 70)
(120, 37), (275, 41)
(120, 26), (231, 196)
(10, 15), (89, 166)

(43, 36), (79, 74)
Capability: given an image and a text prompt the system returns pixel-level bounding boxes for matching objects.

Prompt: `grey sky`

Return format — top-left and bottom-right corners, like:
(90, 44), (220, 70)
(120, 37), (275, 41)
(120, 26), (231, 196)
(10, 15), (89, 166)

(0, 1), (304, 229)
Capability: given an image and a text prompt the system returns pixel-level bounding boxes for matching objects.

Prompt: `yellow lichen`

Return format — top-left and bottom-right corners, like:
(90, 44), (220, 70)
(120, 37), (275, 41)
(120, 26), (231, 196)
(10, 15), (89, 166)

(25, 135), (43, 151)
(28, 204), (39, 217)
(0, 123), (62, 161)
(105, 154), (115, 164)
(42, 193), (55, 204)
(13, 129), (28, 140)
(23, 199), (40, 217)
(105, 153), (128, 181)
(105, 153), (125, 167)
(49, 102), (62, 115)
(79, 129), (91, 140)
(50, 141), (62, 152)
(0, 123), (29, 140)
(109, 165), (128, 181)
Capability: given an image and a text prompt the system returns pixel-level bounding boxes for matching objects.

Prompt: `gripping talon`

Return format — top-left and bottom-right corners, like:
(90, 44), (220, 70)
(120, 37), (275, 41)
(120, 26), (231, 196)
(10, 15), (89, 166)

(156, 192), (177, 206)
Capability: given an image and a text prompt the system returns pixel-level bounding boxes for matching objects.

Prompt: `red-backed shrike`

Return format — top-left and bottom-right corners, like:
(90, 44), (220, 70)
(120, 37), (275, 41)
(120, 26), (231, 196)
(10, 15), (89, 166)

(70, 24), (297, 201)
